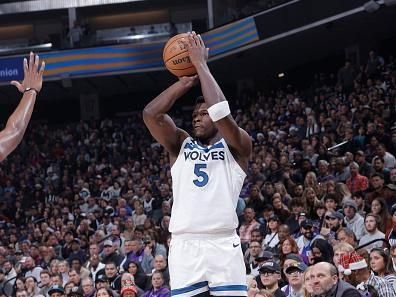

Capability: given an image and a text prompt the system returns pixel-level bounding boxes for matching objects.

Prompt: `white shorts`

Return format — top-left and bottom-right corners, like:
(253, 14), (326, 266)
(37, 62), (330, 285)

(169, 232), (248, 297)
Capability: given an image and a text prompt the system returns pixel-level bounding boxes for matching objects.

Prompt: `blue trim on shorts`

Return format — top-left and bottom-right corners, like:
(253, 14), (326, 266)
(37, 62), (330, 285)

(209, 285), (248, 292)
(171, 281), (209, 295)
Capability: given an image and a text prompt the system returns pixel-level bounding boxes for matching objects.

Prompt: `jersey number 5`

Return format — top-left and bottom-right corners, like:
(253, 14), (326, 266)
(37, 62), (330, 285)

(193, 164), (209, 187)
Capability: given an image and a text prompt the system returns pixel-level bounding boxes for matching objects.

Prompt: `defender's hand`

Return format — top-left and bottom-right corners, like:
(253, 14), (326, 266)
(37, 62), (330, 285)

(11, 52), (45, 93)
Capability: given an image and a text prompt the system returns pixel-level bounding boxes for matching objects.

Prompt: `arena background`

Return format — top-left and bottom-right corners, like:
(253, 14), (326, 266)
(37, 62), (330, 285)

(0, 0), (395, 124)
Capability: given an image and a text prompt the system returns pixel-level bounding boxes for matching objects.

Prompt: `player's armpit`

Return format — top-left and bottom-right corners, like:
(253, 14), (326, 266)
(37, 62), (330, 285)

(143, 111), (189, 157)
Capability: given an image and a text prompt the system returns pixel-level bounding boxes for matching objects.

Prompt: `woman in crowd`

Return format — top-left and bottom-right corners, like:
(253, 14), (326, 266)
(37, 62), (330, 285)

(279, 237), (299, 268)
(335, 183), (352, 205)
(274, 183), (292, 208)
(369, 248), (396, 292)
(301, 187), (320, 219)
(272, 193), (290, 223)
(124, 260), (149, 290)
(371, 197), (392, 234)
(304, 172), (320, 196)
(96, 287), (115, 297)
(142, 271), (170, 297)
(246, 185), (265, 214)
(309, 238), (334, 265)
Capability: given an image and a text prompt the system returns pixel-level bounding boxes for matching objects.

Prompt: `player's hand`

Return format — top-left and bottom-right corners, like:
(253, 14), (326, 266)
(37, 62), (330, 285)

(179, 75), (199, 88)
(11, 52), (45, 93)
(186, 32), (209, 67)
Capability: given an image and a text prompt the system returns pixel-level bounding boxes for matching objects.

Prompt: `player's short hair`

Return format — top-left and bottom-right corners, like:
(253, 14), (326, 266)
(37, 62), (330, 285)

(195, 96), (205, 106)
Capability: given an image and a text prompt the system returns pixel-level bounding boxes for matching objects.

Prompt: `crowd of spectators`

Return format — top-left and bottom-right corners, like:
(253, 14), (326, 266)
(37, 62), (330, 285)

(0, 49), (395, 297)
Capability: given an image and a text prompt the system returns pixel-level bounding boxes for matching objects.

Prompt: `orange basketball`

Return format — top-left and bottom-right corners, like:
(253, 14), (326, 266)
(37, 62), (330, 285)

(163, 33), (197, 77)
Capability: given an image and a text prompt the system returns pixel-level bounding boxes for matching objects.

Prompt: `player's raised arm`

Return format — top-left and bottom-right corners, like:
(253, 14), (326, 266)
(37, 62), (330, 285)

(186, 32), (252, 165)
(0, 52), (45, 162)
(143, 76), (198, 158)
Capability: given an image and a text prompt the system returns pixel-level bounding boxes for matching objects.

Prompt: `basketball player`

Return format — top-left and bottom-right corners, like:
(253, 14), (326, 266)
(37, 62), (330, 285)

(0, 52), (45, 161)
(143, 32), (251, 297)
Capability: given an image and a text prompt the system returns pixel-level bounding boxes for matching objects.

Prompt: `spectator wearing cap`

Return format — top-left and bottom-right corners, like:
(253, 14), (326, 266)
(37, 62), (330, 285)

(333, 242), (354, 274)
(95, 274), (108, 291)
(263, 215), (280, 251)
(239, 207), (260, 249)
(281, 262), (307, 297)
(346, 162), (369, 193)
(310, 262), (360, 297)
(295, 219), (320, 264)
(321, 209), (344, 244)
(340, 252), (396, 296)
(102, 240), (123, 266)
(68, 286), (84, 297)
(48, 284), (66, 297)
(343, 199), (366, 241)
(359, 213), (385, 252)
(121, 284), (138, 297)
(257, 261), (285, 297)
(366, 173), (396, 209)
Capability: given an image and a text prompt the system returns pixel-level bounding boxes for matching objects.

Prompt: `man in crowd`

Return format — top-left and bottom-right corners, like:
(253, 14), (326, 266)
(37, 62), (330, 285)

(258, 261), (285, 297)
(343, 200), (365, 241)
(308, 262), (360, 296)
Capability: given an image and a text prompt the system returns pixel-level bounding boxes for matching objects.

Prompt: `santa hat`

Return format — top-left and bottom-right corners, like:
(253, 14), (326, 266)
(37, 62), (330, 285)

(339, 252), (367, 275)
(121, 285), (138, 296)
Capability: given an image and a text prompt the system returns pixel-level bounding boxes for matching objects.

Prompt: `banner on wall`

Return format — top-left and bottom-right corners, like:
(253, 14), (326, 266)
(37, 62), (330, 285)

(0, 17), (259, 82)
(0, 56), (24, 82)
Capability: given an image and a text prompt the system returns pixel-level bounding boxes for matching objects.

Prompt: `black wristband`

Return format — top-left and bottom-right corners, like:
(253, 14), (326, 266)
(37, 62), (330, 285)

(24, 87), (39, 95)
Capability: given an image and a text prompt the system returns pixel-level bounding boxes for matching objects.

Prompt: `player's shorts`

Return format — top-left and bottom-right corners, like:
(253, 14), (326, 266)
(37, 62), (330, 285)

(169, 231), (248, 297)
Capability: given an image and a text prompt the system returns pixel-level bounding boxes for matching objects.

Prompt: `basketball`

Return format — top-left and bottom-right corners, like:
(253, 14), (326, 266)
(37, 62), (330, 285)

(163, 33), (197, 77)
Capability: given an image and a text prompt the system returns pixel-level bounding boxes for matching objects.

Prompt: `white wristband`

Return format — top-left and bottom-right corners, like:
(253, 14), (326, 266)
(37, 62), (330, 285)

(207, 101), (231, 122)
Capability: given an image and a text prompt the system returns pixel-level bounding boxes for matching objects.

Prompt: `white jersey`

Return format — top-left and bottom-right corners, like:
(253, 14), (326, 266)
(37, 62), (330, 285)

(170, 137), (246, 235)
